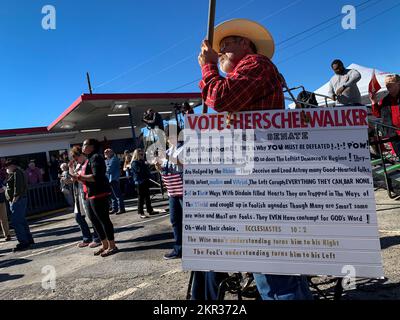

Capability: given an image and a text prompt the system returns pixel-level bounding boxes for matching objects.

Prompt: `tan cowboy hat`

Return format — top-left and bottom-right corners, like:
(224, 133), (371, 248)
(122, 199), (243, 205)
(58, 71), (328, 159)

(213, 18), (275, 59)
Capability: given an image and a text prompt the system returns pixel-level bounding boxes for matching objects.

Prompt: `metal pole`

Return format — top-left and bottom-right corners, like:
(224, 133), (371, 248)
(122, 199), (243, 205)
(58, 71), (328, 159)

(86, 72), (93, 94)
(128, 107), (137, 149)
(202, 0), (216, 114)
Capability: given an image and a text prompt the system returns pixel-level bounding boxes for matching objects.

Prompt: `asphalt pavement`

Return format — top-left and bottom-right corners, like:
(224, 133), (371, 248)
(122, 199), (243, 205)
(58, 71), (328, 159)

(0, 191), (400, 300)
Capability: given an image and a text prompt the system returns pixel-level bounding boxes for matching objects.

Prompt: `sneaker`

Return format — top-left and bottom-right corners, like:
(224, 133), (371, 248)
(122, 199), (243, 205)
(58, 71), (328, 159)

(77, 242), (90, 248)
(163, 251), (181, 260)
(140, 214), (148, 219)
(12, 243), (30, 252)
(116, 209), (126, 215)
(109, 210), (117, 215)
(89, 242), (101, 248)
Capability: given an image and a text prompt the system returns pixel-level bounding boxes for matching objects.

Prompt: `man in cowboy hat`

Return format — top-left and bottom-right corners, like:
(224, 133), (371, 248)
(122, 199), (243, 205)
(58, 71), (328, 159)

(195, 18), (312, 300)
(198, 18), (284, 112)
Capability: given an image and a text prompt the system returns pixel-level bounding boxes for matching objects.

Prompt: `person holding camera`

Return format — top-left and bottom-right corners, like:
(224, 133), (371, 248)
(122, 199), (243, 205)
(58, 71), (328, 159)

(143, 108), (164, 131)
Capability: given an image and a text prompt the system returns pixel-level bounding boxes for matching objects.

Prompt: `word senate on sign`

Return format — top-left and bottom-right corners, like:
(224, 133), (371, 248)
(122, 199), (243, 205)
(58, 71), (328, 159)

(182, 107), (383, 278)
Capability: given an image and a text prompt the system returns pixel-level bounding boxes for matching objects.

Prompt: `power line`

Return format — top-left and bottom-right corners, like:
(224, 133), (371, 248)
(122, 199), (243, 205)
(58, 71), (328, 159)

(168, 78), (201, 93)
(94, 0), (258, 91)
(157, 0), (305, 93)
(117, 54), (196, 92)
(276, 0), (373, 46)
(216, 0), (257, 23)
(276, 0), (383, 52)
(165, 0), (383, 93)
(260, 0), (304, 23)
(276, 1), (400, 66)
(94, 36), (192, 89)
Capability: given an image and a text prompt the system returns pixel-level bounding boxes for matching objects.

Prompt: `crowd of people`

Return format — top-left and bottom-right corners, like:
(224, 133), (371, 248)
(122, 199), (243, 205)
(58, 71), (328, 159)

(0, 139), (170, 255)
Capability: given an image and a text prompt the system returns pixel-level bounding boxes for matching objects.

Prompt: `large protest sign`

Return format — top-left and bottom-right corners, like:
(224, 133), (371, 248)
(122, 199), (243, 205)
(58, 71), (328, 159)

(182, 107), (383, 278)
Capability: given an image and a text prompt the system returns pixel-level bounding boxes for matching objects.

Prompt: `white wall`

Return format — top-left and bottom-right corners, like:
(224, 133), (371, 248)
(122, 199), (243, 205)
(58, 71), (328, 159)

(0, 129), (138, 158)
(70, 128), (137, 144)
(0, 133), (75, 158)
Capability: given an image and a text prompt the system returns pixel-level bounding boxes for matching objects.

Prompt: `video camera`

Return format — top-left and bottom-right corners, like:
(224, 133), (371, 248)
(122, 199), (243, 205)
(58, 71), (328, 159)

(172, 102), (194, 115)
(142, 109), (155, 122)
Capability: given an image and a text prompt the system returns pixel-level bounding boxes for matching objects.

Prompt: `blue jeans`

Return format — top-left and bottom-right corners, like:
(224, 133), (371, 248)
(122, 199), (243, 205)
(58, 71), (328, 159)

(75, 211), (100, 243)
(191, 271), (230, 300)
(10, 196), (33, 246)
(169, 196), (183, 255)
(110, 180), (125, 211)
(253, 274), (313, 300)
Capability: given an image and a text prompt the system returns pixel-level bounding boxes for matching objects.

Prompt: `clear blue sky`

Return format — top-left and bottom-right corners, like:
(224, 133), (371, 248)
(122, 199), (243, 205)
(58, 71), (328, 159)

(1, 0), (399, 129)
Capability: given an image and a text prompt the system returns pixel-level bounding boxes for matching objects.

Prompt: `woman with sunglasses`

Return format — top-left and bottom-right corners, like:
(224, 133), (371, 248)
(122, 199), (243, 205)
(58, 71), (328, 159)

(72, 139), (118, 257)
(69, 146), (101, 249)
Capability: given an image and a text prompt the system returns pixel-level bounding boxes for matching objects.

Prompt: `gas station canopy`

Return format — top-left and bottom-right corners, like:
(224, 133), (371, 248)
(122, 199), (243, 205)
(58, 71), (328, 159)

(48, 93), (202, 132)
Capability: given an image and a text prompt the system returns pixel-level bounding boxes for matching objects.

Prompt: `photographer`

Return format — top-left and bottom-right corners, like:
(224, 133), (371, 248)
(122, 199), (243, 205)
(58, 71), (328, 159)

(181, 102), (194, 115)
(143, 108), (164, 131)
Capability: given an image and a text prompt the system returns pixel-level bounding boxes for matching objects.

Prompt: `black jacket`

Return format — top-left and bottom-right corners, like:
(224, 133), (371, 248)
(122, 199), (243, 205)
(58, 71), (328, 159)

(0, 180), (5, 203)
(5, 168), (27, 202)
(84, 153), (110, 198)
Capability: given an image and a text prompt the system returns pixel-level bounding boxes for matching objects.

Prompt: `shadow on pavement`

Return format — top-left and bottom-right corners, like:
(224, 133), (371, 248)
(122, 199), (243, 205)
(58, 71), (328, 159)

(117, 231), (173, 244)
(29, 218), (70, 227)
(344, 278), (400, 300)
(376, 206), (400, 212)
(0, 248), (12, 255)
(118, 241), (175, 253)
(310, 277), (400, 300)
(0, 258), (31, 269)
(30, 225), (144, 250)
(30, 236), (82, 250)
(380, 235), (400, 250)
(0, 273), (25, 283)
(114, 225), (144, 234)
(31, 225), (80, 239)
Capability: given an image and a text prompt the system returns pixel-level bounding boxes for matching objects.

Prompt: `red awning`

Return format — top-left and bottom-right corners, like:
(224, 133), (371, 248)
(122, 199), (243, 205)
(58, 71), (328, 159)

(48, 93), (202, 132)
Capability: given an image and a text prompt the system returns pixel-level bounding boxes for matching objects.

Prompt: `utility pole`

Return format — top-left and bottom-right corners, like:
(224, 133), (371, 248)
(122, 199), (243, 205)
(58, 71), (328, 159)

(86, 72), (93, 94)
(202, 0), (216, 114)
(128, 106), (137, 149)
